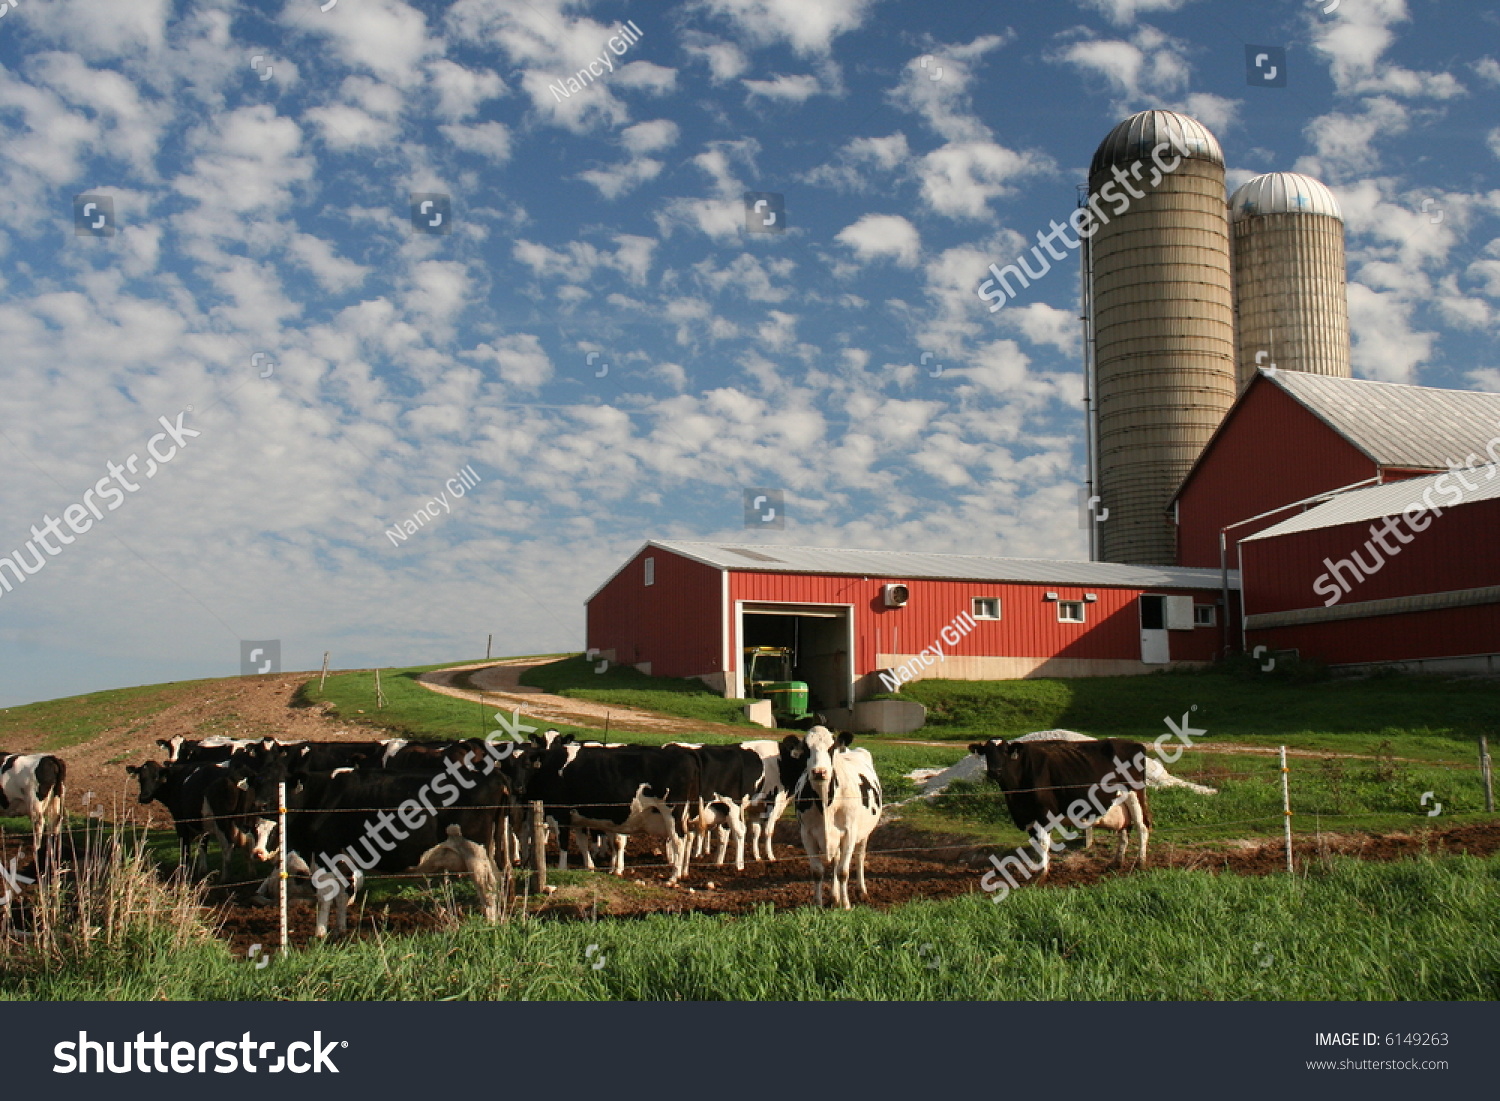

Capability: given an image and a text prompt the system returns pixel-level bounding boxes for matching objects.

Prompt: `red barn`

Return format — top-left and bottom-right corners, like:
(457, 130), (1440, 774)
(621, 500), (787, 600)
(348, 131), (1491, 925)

(1171, 370), (1500, 569)
(1239, 466), (1500, 672)
(585, 541), (1237, 716)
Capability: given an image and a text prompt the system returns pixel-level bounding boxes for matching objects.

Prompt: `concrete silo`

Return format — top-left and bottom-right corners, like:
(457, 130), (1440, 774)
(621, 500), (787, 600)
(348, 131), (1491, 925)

(1083, 110), (1237, 566)
(1229, 172), (1351, 390)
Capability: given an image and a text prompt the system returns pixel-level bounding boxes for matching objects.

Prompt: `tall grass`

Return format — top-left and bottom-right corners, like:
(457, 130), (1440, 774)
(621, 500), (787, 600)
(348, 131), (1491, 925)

(0, 818), (214, 983)
(6, 854), (1496, 1001)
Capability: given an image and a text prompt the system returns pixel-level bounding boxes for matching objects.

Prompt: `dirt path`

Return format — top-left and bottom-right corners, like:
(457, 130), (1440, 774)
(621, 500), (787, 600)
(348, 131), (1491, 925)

(415, 659), (750, 737)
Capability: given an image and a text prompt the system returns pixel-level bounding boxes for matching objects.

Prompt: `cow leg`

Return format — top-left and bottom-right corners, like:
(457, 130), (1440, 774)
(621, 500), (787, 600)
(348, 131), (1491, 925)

(855, 833), (871, 899)
(1111, 826), (1127, 867)
(730, 809), (747, 872)
(575, 829), (596, 870)
(1032, 824), (1052, 879)
(833, 833), (856, 909)
(800, 818), (826, 906)
(609, 833), (627, 876)
(1084, 825), (1095, 850)
(1132, 793), (1149, 867)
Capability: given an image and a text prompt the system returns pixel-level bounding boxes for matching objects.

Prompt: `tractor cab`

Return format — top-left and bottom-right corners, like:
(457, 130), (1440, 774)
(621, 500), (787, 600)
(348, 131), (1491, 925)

(743, 646), (813, 727)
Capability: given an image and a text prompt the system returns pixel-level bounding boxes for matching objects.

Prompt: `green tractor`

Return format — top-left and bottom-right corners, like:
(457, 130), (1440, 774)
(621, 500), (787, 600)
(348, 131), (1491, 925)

(743, 646), (813, 727)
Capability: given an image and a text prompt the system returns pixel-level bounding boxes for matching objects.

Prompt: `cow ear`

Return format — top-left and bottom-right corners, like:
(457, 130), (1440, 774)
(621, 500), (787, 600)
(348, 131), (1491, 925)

(126, 765), (139, 776)
(967, 743), (983, 756)
(836, 732), (854, 747)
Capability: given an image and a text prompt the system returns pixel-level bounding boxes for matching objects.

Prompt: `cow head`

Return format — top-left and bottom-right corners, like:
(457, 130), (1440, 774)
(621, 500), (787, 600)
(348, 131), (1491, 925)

(156, 736), (186, 762)
(801, 726), (855, 794)
(127, 760), (166, 803)
(969, 738), (1027, 787)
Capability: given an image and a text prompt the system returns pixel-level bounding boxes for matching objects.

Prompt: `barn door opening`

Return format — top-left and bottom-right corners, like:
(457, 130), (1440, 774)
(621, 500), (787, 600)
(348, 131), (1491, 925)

(1139, 594), (1169, 664)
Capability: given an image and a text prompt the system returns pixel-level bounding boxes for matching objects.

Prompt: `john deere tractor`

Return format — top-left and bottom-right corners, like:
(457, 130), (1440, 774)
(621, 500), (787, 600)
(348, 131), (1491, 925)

(743, 646), (813, 726)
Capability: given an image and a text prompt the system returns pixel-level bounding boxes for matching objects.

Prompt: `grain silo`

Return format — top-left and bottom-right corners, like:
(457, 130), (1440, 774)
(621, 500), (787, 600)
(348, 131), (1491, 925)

(1229, 172), (1351, 390)
(1083, 110), (1237, 566)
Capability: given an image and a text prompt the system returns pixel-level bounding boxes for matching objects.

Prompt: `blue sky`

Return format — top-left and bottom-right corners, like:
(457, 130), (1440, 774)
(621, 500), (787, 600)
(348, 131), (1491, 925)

(1, 0), (1497, 707)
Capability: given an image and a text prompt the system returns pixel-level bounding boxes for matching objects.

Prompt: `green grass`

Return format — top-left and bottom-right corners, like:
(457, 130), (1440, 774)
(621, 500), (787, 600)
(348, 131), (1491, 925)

(518, 654), (754, 727)
(0, 679), (229, 752)
(6, 855), (1495, 1000)
(895, 667), (1500, 744)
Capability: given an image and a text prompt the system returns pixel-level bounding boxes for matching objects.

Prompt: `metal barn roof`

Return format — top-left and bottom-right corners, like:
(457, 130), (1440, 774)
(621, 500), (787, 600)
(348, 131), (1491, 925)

(1268, 372), (1500, 469)
(1244, 465), (1500, 542)
(648, 540), (1238, 590)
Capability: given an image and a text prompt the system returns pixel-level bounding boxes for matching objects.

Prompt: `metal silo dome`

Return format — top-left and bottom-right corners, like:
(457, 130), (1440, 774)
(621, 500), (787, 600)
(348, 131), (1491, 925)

(1089, 110), (1225, 177)
(1229, 172), (1351, 390)
(1083, 110), (1235, 566)
(1230, 172), (1343, 221)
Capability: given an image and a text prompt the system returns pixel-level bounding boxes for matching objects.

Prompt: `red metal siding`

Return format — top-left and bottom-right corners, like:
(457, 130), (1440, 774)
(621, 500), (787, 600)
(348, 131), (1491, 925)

(1242, 494), (1500, 663)
(1175, 379), (1377, 568)
(1247, 605), (1500, 665)
(729, 572), (1224, 673)
(586, 548), (723, 679)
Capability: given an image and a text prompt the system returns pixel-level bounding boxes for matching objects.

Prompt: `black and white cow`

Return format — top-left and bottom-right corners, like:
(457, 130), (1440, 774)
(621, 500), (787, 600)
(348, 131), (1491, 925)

(128, 758), (269, 878)
(739, 739), (791, 862)
(781, 727), (882, 909)
(0, 751), (67, 840)
(967, 737), (1152, 876)
(259, 765), (508, 937)
(526, 740), (700, 884)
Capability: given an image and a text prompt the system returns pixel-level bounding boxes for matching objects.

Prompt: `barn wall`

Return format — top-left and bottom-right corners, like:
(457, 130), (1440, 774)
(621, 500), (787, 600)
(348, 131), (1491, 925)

(729, 572), (1225, 685)
(1241, 493), (1500, 664)
(585, 548), (724, 683)
(1175, 379), (1378, 568)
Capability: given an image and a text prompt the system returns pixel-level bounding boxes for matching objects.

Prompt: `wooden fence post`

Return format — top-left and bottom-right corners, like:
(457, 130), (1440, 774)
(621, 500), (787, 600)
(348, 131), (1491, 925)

(374, 668), (386, 709)
(1481, 735), (1495, 814)
(1279, 745), (1294, 874)
(486, 634), (493, 660)
(531, 800), (547, 893)
(319, 651), (330, 691)
(278, 781), (289, 957)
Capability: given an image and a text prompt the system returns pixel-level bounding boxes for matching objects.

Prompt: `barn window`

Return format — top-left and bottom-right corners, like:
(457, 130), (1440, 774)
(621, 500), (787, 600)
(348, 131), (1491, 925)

(972, 597), (1001, 620)
(1057, 600), (1085, 623)
(643, 557), (655, 586)
(1194, 604), (1216, 627)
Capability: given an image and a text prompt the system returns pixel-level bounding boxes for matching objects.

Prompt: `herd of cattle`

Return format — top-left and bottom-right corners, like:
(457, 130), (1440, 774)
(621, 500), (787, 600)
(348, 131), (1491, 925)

(0, 728), (1166, 935)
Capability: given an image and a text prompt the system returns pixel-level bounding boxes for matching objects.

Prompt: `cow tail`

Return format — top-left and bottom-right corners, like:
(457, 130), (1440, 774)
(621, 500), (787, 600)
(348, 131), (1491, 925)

(45, 757), (67, 827)
(1139, 781), (1152, 829)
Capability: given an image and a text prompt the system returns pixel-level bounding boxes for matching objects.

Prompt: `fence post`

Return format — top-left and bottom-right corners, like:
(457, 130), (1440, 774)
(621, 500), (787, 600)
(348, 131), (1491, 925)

(531, 800), (547, 893)
(1279, 745), (1293, 874)
(499, 813), (513, 915)
(375, 668), (386, 709)
(319, 651), (330, 691)
(278, 781), (289, 957)
(1481, 735), (1495, 813)
(486, 634), (493, 660)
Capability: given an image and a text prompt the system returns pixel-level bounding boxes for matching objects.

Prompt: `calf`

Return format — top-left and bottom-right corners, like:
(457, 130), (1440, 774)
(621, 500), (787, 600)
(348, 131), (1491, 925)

(679, 744), (765, 871)
(783, 727), (882, 909)
(0, 752), (67, 841)
(740, 739), (791, 862)
(968, 737), (1152, 879)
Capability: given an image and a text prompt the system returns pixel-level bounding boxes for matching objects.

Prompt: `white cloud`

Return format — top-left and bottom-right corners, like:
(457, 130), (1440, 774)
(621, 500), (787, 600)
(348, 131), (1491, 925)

(288, 234), (370, 294)
(440, 120), (514, 162)
(1078, 0), (1195, 22)
(804, 133), (911, 191)
(466, 333), (553, 388)
(1347, 282), (1435, 382)
(281, 0), (441, 88)
(1308, 0), (1465, 99)
(835, 213), (921, 266)
(614, 62), (678, 95)
(742, 73), (823, 103)
(697, 0), (878, 56)
(919, 141), (1046, 220)
(684, 34), (749, 82)
(425, 59), (507, 120)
